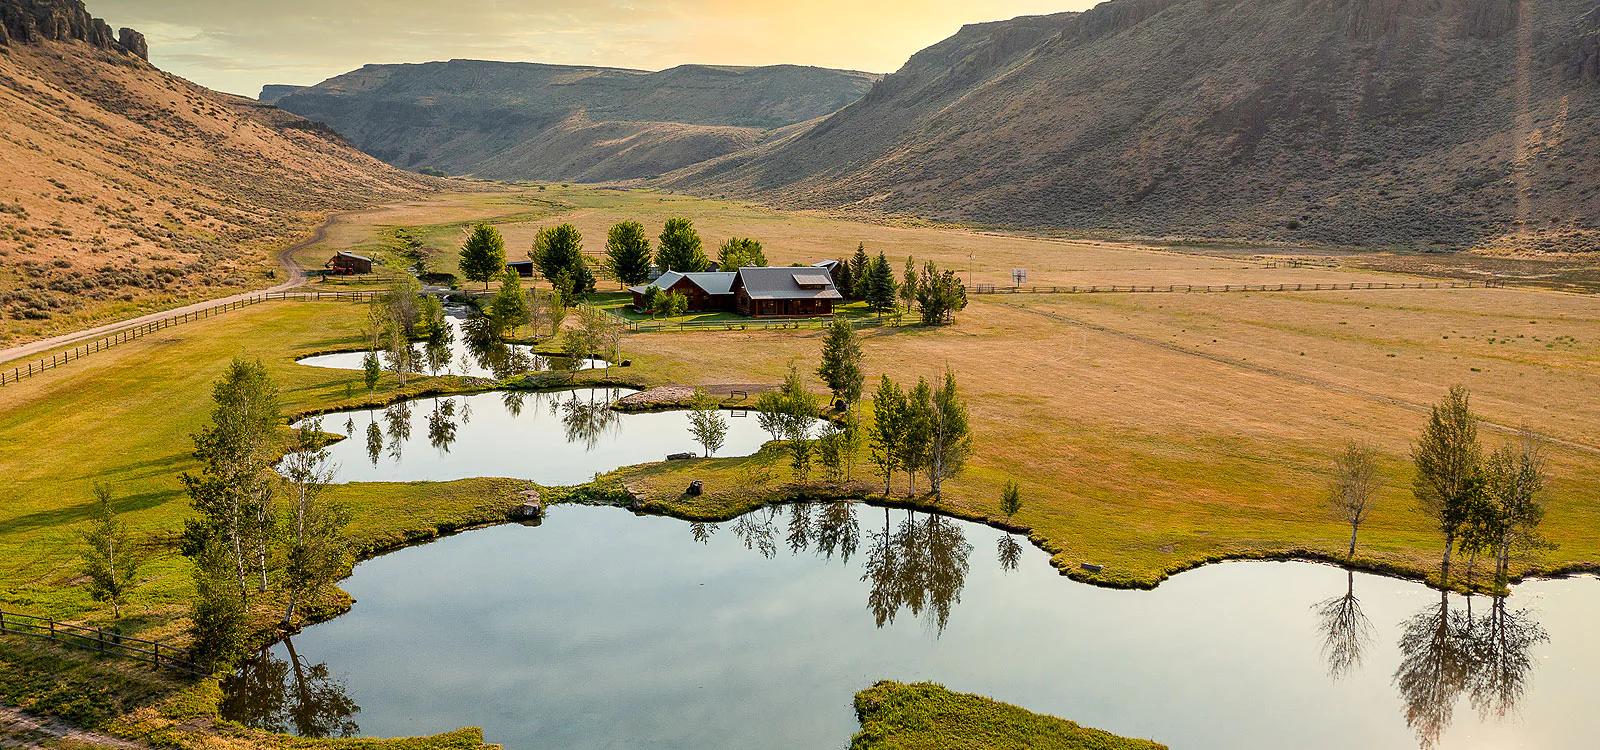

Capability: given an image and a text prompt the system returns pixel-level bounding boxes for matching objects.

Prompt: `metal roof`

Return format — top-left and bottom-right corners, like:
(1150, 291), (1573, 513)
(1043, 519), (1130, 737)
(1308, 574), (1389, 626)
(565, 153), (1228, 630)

(736, 267), (843, 300)
(630, 271), (737, 296)
(334, 251), (372, 262)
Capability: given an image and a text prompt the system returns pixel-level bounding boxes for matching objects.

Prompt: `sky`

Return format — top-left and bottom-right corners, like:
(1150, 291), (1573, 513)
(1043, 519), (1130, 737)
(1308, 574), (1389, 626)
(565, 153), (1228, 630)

(91, 0), (1087, 98)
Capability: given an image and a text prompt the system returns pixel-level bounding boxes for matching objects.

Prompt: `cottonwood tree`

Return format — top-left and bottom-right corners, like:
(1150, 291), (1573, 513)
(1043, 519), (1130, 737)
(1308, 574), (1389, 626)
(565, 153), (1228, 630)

(916, 261), (968, 325)
(1329, 441), (1382, 559)
(756, 364), (821, 480)
(926, 369), (972, 502)
(279, 420), (351, 628)
(657, 218), (709, 272)
(77, 483), (149, 618)
(459, 223), (506, 290)
(383, 318), (415, 387)
(717, 237), (767, 269)
(532, 224), (595, 295)
(894, 377), (935, 496)
(1479, 428), (1549, 590)
(1411, 386), (1483, 583)
(664, 290), (689, 321)
(868, 375), (906, 494)
(181, 358), (281, 600)
(687, 389), (729, 457)
(605, 221), (653, 286)
(577, 303), (623, 365)
(817, 317), (864, 407)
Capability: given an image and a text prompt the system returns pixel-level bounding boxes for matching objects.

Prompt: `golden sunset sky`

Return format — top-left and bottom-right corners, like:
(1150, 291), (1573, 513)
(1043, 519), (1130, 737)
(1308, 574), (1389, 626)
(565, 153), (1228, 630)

(90, 0), (1089, 97)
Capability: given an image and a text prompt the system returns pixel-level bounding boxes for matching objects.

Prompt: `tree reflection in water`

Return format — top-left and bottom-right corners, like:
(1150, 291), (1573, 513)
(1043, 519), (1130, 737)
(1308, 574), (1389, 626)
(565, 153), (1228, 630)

(427, 397), (459, 453)
(995, 535), (1023, 572)
(559, 390), (621, 451)
(461, 316), (540, 379)
(382, 402), (411, 461)
(862, 508), (973, 635)
(1313, 568), (1373, 681)
(220, 636), (360, 738)
(731, 506), (780, 559)
(363, 413), (383, 468)
(1392, 591), (1547, 749)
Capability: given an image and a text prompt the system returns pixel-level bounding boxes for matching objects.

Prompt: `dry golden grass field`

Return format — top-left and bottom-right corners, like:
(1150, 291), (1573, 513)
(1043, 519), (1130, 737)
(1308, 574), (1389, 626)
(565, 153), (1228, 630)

(4, 186), (1597, 615)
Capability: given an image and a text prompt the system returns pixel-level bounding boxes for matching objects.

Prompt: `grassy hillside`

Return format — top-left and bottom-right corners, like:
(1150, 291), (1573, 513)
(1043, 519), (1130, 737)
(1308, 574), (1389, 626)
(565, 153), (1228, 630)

(273, 60), (878, 180)
(672, 0), (1600, 253)
(0, 0), (446, 346)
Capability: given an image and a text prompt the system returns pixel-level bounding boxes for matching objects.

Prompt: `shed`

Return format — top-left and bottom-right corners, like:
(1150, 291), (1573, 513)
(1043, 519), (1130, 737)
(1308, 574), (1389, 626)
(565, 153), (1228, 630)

(506, 260), (535, 277)
(325, 251), (372, 275)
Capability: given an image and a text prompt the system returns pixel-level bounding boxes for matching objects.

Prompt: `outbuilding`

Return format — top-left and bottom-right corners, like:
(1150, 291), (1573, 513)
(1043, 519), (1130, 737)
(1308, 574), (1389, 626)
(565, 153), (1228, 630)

(325, 251), (372, 275)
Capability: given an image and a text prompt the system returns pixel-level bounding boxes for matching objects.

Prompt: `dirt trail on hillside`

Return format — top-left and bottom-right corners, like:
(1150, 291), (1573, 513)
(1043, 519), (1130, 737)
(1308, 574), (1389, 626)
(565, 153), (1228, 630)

(0, 208), (375, 368)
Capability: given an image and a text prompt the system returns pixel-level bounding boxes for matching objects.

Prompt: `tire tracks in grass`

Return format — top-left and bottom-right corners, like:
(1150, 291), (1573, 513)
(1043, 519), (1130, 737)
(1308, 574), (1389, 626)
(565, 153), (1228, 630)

(988, 298), (1600, 457)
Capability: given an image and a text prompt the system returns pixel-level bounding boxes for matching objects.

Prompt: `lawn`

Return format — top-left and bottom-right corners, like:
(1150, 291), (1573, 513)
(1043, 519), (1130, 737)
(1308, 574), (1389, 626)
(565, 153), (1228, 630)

(850, 681), (1166, 750)
(592, 291), (883, 325)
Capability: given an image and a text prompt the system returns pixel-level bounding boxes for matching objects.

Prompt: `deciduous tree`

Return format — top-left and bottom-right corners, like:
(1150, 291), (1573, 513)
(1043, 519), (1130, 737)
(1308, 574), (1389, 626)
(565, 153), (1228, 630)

(1329, 441), (1382, 559)
(279, 421), (350, 628)
(657, 218), (709, 272)
(868, 375), (906, 494)
(605, 221), (653, 286)
(78, 483), (149, 618)
(688, 389), (729, 457)
(458, 223), (506, 290)
(717, 237), (767, 269)
(533, 224), (595, 295)
(926, 369), (972, 502)
(1412, 385), (1483, 584)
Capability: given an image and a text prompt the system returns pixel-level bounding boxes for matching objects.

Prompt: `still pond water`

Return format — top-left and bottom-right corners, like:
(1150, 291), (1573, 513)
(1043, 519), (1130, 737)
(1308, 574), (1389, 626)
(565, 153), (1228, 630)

(297, 308), (605, 380)
(302, 388), (786, 486)
(222, 504), (1600, 750)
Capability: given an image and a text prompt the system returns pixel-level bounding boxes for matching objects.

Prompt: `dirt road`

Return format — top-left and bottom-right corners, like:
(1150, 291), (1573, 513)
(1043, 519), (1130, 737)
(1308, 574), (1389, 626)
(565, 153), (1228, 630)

(0, 209), (367, 367)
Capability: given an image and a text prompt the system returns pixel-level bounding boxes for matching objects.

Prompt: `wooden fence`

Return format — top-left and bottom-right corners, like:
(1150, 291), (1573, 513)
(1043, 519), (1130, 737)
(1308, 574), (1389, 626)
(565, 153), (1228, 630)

(0, 290), (380, 387)
(965, 280), (1501, 295)
(0, 609), (209, 677)
(610, 313), (916, 333)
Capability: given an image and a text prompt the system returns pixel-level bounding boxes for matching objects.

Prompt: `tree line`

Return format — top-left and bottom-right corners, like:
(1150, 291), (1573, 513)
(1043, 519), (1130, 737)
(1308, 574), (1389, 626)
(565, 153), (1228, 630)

(1329, 385), (1550, 592)
(178, 359), (351, 667)
(825, 244), (968, 325)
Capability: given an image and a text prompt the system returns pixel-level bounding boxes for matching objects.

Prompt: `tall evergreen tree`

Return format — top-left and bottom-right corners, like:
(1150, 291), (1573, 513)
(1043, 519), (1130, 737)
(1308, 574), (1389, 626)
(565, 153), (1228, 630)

(864, 252), (898, 318)
(817, 317), (864, 406)
(458, 223), (506, 290)
(849, 244), (871, 300)
(605, 221), (653, 286)
(532, 224), (595, 295)
(488, 267), (530, 336)
(1412, 385), (1483, 584)
(900, 256), (919, 313)
(831, 257), (853, 298)
(657, 218), (710, 272)
(717, 237), (767, 269)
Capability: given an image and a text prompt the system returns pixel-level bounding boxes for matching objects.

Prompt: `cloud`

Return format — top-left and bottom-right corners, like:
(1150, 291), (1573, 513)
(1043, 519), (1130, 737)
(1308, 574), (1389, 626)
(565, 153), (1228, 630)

(88, 0), (1085, 96)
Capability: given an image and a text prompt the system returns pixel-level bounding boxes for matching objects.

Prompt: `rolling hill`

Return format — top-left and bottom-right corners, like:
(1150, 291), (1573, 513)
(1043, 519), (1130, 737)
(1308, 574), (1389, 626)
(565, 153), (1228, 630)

(0, 0), (443, 345)
(668, 0), (1600, 252)
(269, 60), (879, 181)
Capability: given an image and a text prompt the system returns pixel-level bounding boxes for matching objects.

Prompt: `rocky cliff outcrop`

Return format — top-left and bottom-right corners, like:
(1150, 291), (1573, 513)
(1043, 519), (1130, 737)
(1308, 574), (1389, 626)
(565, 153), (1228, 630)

(0, 0), (145, 59)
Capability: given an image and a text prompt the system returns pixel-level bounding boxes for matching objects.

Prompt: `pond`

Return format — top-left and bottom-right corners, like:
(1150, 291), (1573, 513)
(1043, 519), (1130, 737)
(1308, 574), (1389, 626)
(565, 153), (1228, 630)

(304, 388), (790, 485)
(221, 504), (1600, 750)
(297, 307), (606, 380)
